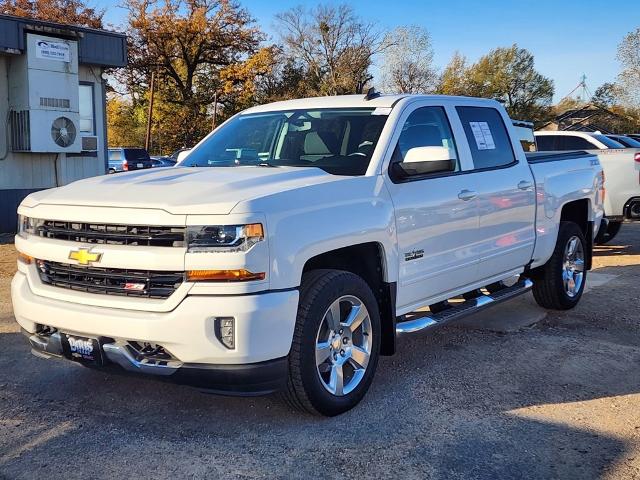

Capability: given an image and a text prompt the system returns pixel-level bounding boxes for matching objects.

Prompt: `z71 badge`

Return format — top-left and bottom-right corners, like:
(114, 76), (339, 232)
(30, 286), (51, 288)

(404, 249), (424, 261)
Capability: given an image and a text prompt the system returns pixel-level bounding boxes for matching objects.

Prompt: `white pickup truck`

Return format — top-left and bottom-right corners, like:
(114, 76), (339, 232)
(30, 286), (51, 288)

(535, 130), (640, 243)
(13, 94), (604, 416)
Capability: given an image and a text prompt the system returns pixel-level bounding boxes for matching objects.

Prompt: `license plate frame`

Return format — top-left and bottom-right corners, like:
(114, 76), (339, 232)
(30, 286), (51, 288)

(60, 333), (104, 366)
(136, 162), (144, 168)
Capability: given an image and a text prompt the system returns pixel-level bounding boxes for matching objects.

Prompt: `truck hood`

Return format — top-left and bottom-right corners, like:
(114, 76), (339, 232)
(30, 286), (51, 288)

(25, 166), (341, 215)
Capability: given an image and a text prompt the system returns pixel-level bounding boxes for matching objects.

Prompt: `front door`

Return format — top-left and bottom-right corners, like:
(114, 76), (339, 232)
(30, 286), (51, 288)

(385, 104), (481, 312)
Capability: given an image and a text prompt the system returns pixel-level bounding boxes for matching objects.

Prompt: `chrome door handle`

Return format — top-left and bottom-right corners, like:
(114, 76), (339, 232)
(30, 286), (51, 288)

(517, 180), (533, 190)
(458, 189), (477, 201)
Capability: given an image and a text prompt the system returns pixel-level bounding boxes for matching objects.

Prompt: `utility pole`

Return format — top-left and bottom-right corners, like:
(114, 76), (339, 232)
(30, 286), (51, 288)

(145, 71), (156, 152)
(212, 91), (218, 130)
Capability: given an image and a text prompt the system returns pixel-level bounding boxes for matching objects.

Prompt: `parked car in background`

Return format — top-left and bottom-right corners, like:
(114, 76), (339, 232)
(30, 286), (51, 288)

(14, 94), (604, 416)
(150, 156), (177, 168)
(535, 130), (640, 244)
(511, 120), (537, 152)
(606, 134), (640, 148)
(108, 148), (153, 173)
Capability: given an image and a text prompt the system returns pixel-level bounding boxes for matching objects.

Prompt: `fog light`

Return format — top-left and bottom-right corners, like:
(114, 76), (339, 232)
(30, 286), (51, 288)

(214, 317), (235, 349)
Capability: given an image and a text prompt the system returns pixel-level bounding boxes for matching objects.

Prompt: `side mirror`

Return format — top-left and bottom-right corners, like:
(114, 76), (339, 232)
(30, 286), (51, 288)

(393, 146), (455, 177)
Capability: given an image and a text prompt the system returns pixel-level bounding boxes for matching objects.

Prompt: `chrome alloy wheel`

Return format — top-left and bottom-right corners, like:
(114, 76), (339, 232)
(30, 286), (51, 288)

(563, 235), (585, 297)
(315, 295), (373, 396)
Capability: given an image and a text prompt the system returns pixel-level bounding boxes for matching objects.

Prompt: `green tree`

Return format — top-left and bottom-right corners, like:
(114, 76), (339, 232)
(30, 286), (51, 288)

(591, 82), (622, 108)
(436, 52), (470, 96)
(466, 45), (554, 122)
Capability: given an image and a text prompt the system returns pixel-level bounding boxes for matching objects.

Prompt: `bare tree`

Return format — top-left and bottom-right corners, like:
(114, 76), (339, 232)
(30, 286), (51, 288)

(617, 27), (640, 106)
(275, 4), (383, 95)
(380, 26), (437, 94)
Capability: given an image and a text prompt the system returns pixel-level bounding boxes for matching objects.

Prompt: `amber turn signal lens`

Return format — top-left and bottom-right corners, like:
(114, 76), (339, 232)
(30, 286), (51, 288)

(17, 252), (33, 264)
(244, 223), (264, 238)
(186, 269), (265, 282)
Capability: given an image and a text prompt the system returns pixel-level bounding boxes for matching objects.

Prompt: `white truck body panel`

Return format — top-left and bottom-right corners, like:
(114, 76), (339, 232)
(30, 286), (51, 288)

(11, 94), (604, 385)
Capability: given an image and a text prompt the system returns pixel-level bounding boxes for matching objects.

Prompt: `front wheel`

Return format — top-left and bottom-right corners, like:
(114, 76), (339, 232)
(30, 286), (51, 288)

(532, 221), (587, 310)
(284, 270), (381, 416)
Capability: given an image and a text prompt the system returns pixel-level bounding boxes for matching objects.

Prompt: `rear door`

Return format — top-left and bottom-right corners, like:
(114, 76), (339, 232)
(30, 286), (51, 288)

(455, 106), (536, 280)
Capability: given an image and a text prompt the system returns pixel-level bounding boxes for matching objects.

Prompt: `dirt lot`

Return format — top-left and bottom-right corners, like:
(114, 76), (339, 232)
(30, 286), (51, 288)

(0, 226), (639, 479)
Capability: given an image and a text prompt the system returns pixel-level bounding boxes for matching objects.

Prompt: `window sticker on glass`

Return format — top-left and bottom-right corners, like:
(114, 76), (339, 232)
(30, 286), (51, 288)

(470, 121), (496, 150)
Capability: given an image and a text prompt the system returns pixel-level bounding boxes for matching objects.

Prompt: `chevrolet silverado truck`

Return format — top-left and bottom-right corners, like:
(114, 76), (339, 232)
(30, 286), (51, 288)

(535, 130), (640, 243)
(13, 94), (604, 416)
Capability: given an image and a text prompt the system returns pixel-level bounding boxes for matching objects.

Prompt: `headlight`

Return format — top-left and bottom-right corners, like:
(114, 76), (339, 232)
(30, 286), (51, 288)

(17, 215), (42, 238)
(186, 223), (264, 253)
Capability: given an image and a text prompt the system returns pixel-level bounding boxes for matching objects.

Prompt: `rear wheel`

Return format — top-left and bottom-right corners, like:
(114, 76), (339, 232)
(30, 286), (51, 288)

(532, 221), (587, 310)
(284, 270), (381, 416)
(595, 221), (622, 245)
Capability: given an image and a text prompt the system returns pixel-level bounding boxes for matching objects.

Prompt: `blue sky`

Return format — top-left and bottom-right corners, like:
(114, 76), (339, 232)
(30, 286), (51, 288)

(97, 0), (639, 102)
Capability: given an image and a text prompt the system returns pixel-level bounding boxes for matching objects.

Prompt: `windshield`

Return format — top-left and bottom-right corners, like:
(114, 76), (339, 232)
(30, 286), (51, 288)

(182, 108), (389, 176)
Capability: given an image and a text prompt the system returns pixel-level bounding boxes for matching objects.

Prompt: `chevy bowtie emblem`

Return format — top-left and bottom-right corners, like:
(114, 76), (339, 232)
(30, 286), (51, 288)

(68, 247), (102, 265)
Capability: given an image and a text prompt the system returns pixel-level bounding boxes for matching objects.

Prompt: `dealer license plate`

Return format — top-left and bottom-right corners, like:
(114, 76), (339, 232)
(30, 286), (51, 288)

(60, 333), (103, 366)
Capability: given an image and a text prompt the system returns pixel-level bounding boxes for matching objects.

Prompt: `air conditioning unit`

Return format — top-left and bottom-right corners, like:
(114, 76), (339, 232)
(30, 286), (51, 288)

(8, 33), (81, 153)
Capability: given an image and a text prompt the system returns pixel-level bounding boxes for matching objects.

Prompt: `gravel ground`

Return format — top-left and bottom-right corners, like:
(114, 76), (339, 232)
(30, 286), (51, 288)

(0, 225), (639, 479)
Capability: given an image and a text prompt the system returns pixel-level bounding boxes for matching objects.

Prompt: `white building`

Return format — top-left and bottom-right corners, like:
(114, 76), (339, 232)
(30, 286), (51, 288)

(0, 15), (127, 232)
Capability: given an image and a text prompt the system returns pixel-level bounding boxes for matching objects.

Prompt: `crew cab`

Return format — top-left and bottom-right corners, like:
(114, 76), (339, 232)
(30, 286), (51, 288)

(13, 95), (604, 416)
(535, 130), (640, 243)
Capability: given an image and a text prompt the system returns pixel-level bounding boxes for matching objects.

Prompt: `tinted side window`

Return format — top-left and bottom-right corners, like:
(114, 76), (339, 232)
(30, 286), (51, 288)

(391, 106), (459, 174)
(456, 107), (516, 169)
(559, 136), (596, 150)
(124, 149), (151, 161)
(535, 135), (558, 151)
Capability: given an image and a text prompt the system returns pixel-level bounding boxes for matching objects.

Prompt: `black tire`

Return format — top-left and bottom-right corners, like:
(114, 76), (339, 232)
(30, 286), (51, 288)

(284, 269), (381, 416)
(108, 168), (116, 174)
(595, 221), (622, 245)
(532, 221), (587, 310)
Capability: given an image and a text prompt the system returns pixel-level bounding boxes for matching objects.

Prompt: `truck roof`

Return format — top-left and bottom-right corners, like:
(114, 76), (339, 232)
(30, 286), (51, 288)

(242, 94), (501, 114)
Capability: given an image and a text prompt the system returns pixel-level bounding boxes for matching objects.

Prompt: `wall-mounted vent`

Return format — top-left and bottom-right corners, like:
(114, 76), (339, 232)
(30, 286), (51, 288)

(40, 97), (71, 109)
(9, 110), (31, 152)
(81, 136), (98, 151)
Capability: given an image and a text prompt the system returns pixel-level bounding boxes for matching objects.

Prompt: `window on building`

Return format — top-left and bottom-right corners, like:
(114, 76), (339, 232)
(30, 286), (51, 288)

(79, 83), (95, 135)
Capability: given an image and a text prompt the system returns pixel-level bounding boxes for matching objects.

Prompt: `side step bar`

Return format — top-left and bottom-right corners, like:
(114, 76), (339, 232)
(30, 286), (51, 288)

(396, 278), (533, 335)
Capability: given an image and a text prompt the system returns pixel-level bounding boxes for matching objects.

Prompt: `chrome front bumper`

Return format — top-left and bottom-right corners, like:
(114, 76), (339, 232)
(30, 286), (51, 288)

(27, 330), (181, 375)
(23, 329), (288, 395)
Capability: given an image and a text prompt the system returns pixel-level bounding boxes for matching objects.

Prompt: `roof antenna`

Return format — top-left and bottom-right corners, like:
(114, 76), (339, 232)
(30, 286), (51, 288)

(364, 87), (381, 101)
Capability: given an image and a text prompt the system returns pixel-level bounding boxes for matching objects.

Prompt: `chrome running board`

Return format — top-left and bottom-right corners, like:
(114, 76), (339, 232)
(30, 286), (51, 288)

(396, 278), (533, 335)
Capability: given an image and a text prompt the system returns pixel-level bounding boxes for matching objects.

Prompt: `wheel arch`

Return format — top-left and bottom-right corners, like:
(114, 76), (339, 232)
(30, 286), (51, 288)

(302, 242), (397, 356)
(559, 199), (593, 270)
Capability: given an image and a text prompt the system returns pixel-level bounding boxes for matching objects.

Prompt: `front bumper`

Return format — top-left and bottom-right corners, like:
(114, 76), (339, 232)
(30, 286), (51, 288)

(12, 271), (299, 394)
(25, 329), (287, 395)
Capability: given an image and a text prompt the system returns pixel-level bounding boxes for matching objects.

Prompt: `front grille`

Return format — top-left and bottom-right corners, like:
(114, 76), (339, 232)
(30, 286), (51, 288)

(37, 260), (184, 299)
(35, 221), (185, 247)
